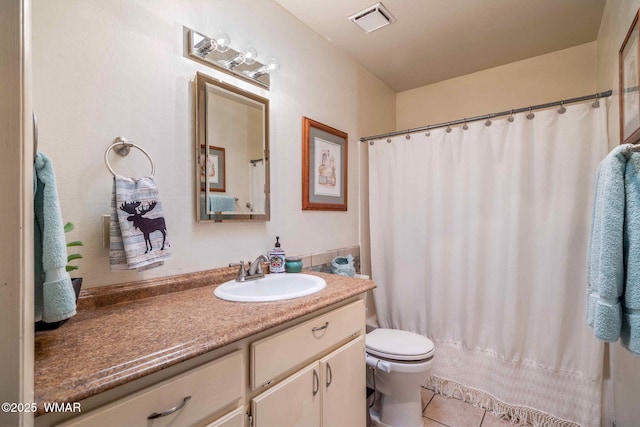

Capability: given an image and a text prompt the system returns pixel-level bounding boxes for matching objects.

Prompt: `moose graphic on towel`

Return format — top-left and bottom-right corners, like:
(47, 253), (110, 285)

(119, 201), (168, 253)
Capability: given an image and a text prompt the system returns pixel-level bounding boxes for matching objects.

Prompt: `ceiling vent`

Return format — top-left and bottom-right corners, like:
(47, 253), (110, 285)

(348, 2), (396, 33)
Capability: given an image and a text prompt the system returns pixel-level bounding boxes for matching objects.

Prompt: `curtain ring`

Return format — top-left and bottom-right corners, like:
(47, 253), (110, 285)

(484, 116), (492, 126)
(557, 101), (566, 114)
(526, 107), (535, 120)
(445, 124), (452, 133)
(462, 119), (468, 130)
(425, 127), (430, 137)
(592, 93), (600, 108)
(405, 133), (411, 140)
(508, 110), (515, 122)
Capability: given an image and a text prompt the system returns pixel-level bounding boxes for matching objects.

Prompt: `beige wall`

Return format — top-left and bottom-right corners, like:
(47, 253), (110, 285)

(597, 1), (640, 426)
(31, 0), (395, 288)
(396, 42), (597, 131)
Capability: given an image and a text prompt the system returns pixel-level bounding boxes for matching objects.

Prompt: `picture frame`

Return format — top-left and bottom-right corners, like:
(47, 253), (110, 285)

(302, 117), (348, 211)
(199, 145), (225, 192)
(620, 9), (640, 145)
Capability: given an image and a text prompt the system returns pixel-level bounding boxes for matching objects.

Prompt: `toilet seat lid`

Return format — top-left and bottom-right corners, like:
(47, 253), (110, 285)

(366, 328), (434, 361)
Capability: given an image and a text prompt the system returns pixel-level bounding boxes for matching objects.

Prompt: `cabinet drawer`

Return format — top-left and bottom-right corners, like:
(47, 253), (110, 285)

(58, 351), (244, 427)
(251, 300), (364, 389)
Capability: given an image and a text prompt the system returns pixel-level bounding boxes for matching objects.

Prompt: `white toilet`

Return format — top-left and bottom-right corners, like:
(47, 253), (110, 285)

(365, 328), (435, 427)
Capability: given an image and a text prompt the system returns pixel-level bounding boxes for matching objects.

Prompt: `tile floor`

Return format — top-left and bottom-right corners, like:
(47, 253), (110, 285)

(420, 388), (514, 427)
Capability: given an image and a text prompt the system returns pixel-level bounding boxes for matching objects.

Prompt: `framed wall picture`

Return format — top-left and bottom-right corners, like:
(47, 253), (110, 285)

(199, 145), (226, 192)
(302, 117), (348, 211)
(620, 9), (640, 144)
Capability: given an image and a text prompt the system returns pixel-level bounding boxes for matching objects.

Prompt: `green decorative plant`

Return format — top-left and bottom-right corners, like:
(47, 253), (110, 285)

(64, 222), (83, 273)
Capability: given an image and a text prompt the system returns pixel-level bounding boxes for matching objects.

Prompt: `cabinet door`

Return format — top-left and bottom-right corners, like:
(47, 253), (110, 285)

(204, 407), (245, 427)
(251, 362), (320, 427)
(320, 336), (366, 427)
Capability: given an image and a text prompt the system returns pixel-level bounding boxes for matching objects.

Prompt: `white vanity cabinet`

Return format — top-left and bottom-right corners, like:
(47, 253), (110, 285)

(250, 300), (366, 427)
(250, 336), (365, 427)
(50, 298), (367, 427)
(56, 351), (245, 427)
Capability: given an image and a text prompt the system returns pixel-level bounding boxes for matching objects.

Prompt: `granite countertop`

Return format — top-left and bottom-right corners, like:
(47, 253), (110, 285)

(34, 270), (375, 415)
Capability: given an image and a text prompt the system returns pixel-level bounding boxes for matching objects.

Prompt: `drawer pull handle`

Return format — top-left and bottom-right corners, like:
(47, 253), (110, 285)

(312, 322), (329, 332)
(147, 395), (192, 420)
(313, 369), (319, 396)
(326, 363), (333, 388)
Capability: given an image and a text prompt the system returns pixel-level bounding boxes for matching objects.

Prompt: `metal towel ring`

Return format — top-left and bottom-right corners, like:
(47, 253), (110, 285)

(104, 137), (155, 177)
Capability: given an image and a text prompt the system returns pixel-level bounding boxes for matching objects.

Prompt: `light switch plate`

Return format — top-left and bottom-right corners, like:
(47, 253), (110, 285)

(102, 215), (110, 248)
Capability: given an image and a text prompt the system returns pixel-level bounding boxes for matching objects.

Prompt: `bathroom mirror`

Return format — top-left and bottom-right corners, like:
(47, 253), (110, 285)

(195, 72), (270, 222)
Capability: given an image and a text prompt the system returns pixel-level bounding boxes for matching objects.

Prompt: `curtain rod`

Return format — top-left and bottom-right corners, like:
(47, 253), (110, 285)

(359, 90), (612, 142)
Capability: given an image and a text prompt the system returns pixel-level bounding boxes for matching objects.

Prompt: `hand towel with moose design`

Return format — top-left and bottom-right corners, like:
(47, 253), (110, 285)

(110, 175), (171, 271)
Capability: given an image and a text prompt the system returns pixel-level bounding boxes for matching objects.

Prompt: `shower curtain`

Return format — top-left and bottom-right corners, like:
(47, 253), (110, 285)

(368, 102), (608, 427)
(249, 161), (265, 213)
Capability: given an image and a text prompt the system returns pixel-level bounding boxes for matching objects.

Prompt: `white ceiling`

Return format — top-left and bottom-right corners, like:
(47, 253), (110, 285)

(273, 0), (606, 92)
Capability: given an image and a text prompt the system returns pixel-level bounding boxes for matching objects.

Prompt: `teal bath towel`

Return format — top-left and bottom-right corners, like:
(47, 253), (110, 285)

(199, 194), (236, 217)
(587, 145), (627, 342)
(622, 153), (640, 354)
(34, 152), (77, 323)
(209, 195), (236, 212)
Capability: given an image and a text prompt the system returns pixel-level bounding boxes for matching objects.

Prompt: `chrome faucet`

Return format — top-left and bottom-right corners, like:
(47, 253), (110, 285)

(248, 254), (269, 277)
(229, 261), (248, 282)
(230, 254), (269, 282)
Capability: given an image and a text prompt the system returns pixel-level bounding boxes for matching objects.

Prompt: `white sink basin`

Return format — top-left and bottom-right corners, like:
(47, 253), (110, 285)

(214, 273), (327, 302)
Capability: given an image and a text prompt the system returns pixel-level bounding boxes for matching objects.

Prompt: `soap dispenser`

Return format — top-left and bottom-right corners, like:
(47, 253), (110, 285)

(269, 236), (286, 273)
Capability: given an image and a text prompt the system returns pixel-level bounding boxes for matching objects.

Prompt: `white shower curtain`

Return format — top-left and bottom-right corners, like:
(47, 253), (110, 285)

(249, 161), (265, 213)
(369, 102), (608, 427)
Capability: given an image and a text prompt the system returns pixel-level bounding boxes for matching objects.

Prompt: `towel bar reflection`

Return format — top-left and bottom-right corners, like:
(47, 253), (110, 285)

(104, 137), (156, 177)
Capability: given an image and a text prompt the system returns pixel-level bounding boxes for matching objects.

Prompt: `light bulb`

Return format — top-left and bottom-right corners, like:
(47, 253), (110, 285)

(214, 32), (231, 53)
(243, 47), (258, 66)
(244, 57), (280, 79)
(265, 57), (280, 72)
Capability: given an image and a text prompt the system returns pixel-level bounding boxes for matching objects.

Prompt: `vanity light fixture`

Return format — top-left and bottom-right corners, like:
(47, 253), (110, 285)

(221, 46), (258, 70)
(194, 38), (217, 56)
(186, 28), (279, 89)
(192, 31), (231, 56)
(244, 57), (280, 79)
(212, 32), (231, 53)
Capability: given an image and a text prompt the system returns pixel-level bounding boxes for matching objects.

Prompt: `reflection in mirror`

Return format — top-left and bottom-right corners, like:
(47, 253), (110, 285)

(195, 72), (269, 222)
